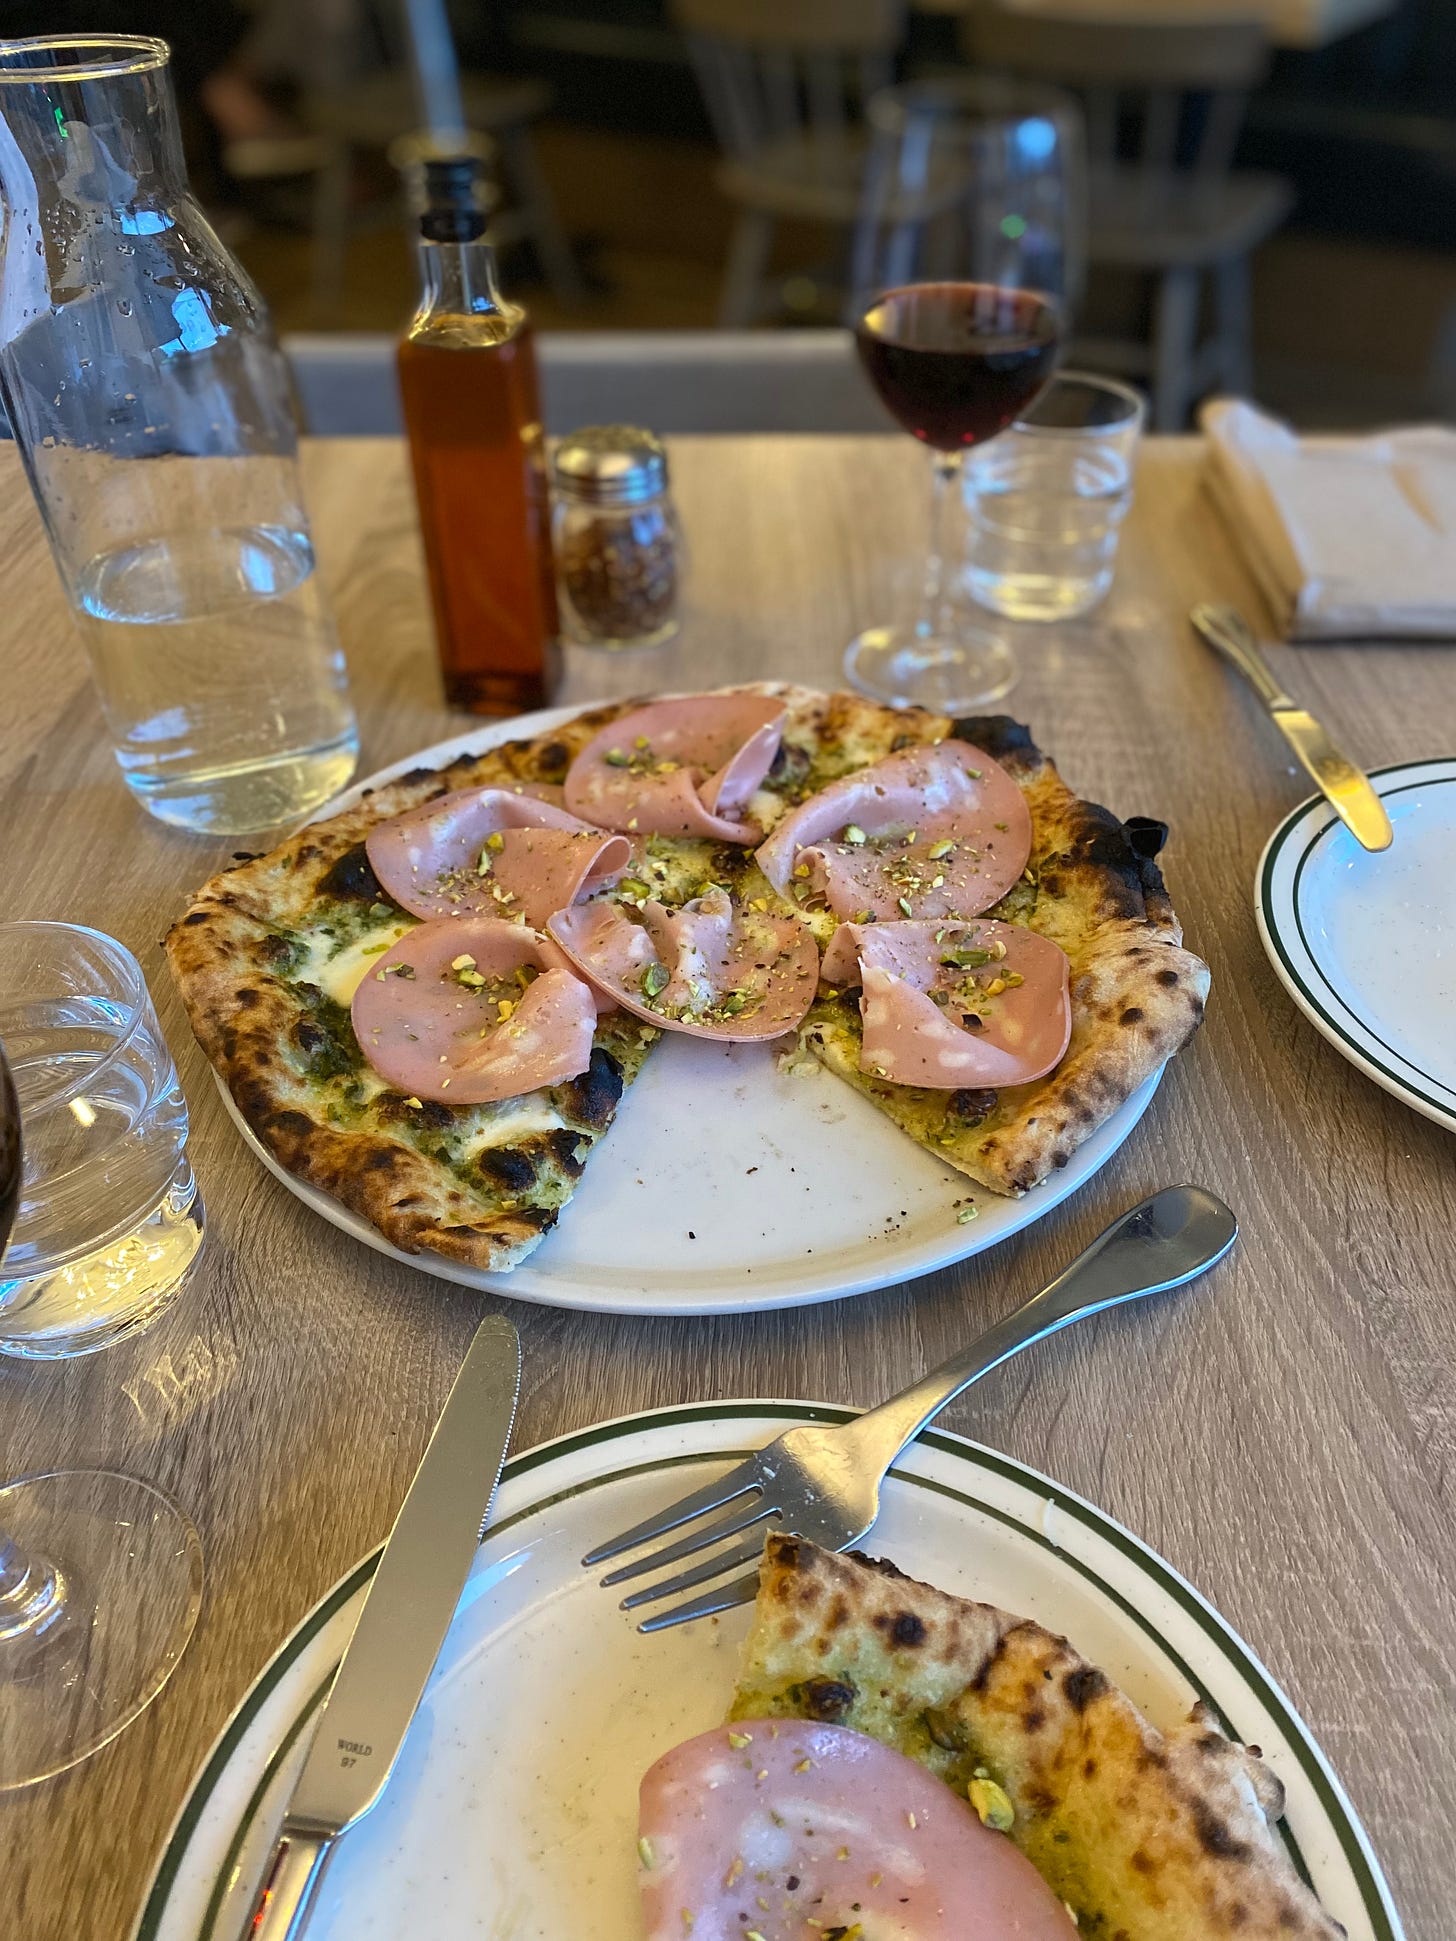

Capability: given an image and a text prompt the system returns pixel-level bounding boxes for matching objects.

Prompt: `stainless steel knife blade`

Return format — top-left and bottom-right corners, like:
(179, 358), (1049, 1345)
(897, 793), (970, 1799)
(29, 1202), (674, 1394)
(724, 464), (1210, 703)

(1268, 707), (1394, 853)
(240, 1312), (521, 1939)
(1190, 604), (1393, 853)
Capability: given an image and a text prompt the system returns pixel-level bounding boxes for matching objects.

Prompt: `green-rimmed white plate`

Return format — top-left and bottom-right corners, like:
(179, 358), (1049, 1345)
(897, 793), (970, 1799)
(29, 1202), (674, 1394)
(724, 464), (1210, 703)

(1257, 758), (1456, 1136)
(133, 1403), (1401, 1941)
(217, 701), (1167, 1316)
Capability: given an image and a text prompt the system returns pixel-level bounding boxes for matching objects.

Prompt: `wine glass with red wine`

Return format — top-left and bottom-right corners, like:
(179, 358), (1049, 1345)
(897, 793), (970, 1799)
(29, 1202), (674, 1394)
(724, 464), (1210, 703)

(846, 79), (1083, 711)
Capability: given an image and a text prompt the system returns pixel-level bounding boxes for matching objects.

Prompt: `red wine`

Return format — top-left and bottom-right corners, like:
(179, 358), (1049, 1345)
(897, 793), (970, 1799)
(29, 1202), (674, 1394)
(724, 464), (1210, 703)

(856, 282), (1060, 451)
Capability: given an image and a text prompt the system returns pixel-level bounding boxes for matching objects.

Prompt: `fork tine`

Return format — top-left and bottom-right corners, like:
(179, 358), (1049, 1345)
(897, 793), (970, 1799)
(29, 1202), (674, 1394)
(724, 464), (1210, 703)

(636, 1569), (763, 1633)
(619, 1534), (769, 1611)
(599, 1498), (768, 1587)
(580, 1460), (759, 1568)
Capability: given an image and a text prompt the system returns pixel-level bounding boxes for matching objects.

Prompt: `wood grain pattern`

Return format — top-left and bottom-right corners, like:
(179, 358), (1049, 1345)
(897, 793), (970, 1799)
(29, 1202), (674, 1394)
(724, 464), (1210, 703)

(0, 436), (1452, 1941)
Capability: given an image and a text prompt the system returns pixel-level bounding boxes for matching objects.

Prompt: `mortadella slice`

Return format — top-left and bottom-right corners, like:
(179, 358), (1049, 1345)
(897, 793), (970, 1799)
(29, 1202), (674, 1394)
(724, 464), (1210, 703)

(755, 740), (1031, 921)
(548, 888), (817, 1041)
(821, 918), (1071, 1089)
(563, 693), (785, 843)
(639, 1719), (1077, 1941)
(365, 786), (630, 929)
(350, 917), (597, 1104)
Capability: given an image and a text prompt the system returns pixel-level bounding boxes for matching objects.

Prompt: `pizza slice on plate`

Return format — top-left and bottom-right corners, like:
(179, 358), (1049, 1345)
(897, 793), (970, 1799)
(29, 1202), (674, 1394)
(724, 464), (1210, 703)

(165, 699), (665, 1273)
(636, 1534), (1342, 1941)
(768, 714), (1211, 1196)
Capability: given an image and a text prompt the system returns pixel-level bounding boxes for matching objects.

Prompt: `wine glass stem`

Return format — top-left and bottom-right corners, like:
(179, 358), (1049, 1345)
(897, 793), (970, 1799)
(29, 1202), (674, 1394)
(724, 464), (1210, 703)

(917, 450), (964, 642)
(0, 1524), (62, 1641)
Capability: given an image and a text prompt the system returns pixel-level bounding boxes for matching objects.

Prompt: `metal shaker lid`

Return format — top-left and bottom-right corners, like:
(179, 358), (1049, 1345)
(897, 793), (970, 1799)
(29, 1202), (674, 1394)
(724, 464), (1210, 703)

(552, 425), (668, 506)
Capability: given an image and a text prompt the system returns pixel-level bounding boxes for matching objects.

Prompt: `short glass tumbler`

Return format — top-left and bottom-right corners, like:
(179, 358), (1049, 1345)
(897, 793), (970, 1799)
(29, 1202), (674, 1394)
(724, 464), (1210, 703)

(0, 36), (358, 834)
(0, 921), (204, 1359)
(962, 371), (1144, 622)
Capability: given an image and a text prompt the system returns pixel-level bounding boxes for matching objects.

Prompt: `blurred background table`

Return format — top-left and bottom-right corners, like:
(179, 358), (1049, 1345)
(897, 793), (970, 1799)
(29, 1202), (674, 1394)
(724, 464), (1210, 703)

(0, 434), (1452, 1941)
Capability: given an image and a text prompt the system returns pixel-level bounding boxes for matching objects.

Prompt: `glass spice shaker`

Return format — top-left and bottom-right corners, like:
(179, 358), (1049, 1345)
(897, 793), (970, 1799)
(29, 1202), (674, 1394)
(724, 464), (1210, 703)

(551, 426), (681, 650)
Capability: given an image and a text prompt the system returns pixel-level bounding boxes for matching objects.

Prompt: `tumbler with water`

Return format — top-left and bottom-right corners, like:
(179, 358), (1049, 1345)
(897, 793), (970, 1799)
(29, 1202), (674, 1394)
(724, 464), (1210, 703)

(0, 35), (357, 834)
(0, 921), (204, 1359)
(963, 372), (1145, 622)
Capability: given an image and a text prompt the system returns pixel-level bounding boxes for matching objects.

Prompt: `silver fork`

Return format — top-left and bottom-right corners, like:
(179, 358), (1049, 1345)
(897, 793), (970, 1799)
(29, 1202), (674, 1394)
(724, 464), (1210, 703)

(584, 1185), (1237, 1631)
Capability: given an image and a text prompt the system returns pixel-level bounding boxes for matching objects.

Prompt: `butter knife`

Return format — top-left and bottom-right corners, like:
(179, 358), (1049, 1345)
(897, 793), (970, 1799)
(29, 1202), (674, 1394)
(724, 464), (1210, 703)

(239, 1312), (521, 1940)
(1190, 603), (1393, 853)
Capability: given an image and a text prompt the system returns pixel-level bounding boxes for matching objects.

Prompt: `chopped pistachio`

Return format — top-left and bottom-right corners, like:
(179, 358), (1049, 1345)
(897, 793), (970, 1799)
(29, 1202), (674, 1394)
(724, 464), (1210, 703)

(842, 824), (867, 845)
(450, 952), (476, 970)
(638, 1836), (656, 1869)
(968, 1775), (1015, 1830)
(642, 962), (670, 999)
(957, 1206), (979, 1224)
(604, 749), (630, 767)
(927, 838), (955, 860)
(404, 1096), (422, 1108)
(941, 946), (992, 970)
(727, 1731), (752, 1749)
(619, 877), (650, 900)
(476, 847), (493, 874)
(897, 896), (913, 917)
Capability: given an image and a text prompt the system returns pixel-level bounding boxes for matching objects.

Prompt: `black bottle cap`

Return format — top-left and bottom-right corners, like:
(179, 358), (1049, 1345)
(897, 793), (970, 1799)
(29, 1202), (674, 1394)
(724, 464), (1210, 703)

(420, 154), (487, 243)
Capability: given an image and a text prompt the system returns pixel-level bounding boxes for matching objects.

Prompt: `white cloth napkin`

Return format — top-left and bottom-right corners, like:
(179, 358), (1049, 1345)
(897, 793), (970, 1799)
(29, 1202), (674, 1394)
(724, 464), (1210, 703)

(1201, 397), (1456, 642)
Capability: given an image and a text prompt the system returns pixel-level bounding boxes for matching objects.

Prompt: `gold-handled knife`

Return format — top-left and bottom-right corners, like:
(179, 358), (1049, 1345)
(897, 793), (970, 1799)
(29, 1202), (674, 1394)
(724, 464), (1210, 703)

(1190, 604), (1393, 853)
(238, 1313), (521, 1939)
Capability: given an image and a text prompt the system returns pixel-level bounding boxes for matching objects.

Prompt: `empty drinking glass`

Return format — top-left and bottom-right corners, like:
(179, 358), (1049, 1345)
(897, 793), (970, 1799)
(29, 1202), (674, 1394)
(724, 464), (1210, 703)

(0, 36), (358, 834)
(962, 370), (1144, 622)
(0, 920), (204, 1359)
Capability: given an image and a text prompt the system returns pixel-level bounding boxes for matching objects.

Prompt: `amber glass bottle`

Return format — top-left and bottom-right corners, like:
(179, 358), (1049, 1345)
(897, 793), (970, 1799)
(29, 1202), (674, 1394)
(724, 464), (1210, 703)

(398, 155), (559, 714)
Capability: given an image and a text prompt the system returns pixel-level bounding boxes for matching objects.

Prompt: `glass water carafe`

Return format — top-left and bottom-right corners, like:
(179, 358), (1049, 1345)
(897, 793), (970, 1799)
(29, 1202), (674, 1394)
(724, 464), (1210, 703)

(0, 35), (358, 834)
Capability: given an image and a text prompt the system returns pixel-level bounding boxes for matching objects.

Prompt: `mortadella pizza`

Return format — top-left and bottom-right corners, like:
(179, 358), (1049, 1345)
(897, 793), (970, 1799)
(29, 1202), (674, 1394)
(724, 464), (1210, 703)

(165, 683), (1209, 1272)
(634, 1534), (1343, 1941)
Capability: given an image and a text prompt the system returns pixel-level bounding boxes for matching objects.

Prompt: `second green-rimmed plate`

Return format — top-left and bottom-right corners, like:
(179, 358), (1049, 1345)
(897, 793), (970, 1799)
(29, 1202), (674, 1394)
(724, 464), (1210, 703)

(133, 1403), (1401, 1941)
(1257, 758), (1456, 1136)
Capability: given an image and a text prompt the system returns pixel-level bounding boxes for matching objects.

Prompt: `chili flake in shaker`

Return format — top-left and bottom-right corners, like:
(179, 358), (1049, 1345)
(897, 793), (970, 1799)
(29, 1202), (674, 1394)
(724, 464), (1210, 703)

(551, 426), (680, 649)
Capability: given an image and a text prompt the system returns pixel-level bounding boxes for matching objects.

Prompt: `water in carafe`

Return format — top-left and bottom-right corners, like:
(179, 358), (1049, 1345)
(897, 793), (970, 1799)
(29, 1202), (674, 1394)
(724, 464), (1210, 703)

(0, 36), (357, 833)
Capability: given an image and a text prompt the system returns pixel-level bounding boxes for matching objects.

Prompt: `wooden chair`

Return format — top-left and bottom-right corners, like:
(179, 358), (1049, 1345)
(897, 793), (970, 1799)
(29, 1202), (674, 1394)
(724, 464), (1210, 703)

(962, 5), (1295, 426)
(672, 0), (907, 327)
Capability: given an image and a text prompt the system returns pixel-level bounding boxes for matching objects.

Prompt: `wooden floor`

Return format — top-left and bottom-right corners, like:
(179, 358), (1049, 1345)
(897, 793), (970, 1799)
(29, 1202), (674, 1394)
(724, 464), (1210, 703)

(230, 120), (1456, 428)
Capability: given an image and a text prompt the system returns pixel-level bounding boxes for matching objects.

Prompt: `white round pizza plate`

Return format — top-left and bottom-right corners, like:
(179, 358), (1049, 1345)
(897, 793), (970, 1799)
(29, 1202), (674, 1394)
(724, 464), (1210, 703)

(131, 1403), (1403, 1941)
(1256, 758), (1456, 1138)
(217, 702), (1170, 1316)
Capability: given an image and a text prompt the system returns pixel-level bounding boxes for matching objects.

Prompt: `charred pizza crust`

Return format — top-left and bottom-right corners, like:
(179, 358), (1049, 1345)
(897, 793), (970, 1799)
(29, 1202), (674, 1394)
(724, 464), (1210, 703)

(732, 1535), (1341, 1941)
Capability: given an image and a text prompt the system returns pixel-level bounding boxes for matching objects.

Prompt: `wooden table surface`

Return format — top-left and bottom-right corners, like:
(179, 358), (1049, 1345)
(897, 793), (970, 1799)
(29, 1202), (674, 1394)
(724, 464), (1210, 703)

(1, 436), (1452, 1941)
